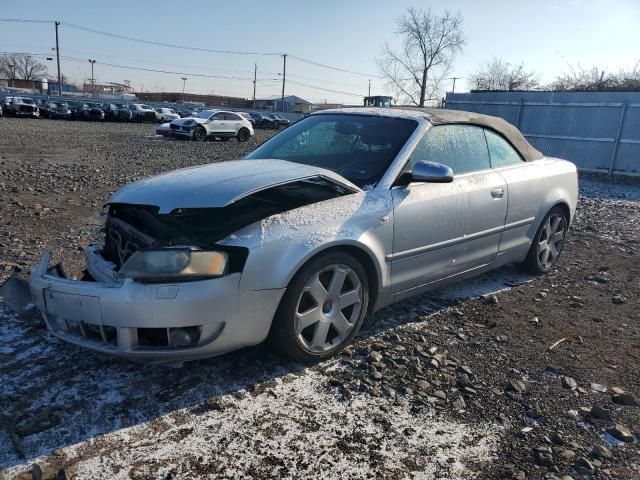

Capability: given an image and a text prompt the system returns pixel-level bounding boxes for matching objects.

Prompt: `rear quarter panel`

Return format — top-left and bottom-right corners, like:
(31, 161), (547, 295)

(495, 157), (578, 263)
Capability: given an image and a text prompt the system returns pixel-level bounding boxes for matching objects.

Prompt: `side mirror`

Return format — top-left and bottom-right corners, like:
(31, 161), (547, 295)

(411, 161), (454, 183)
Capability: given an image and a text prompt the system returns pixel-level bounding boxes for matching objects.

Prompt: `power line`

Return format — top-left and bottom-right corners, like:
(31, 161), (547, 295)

(287, 79), (362, 97)
(0, 18), (53, 24)
(63, 22), (283, 56)
(288, 55), (383, 79)
(1, 18), (383, 80)
(0, 51), (275, 81)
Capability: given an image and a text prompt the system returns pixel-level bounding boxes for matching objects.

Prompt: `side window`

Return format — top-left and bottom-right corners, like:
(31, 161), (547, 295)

(224, 113), (241, 121)
(409, 124), (491, 175)
(212, 112), (224, 121)
(484, 129), (524, 167)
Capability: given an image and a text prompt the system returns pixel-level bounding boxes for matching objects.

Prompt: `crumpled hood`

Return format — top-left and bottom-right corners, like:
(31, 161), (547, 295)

(107, 159), (360, 213)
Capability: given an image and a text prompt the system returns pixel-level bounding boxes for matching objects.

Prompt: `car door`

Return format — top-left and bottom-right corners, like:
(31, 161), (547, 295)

(223, 112), (243, 133)
(390, 124), (507, 295)
(208, 112), (227, 134)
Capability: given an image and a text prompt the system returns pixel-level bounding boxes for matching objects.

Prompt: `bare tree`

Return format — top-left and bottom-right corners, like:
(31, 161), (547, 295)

(0, 54), (18, 79)
(469, 57), (539, 91)
(378, 8), (465, 106)
(550, 65), (617, 91)
(614, 61), (640, 90)
(0, 54), (48, 80)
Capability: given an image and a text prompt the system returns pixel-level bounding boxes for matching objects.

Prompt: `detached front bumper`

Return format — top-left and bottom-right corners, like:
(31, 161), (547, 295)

(29, 247), (285, 363)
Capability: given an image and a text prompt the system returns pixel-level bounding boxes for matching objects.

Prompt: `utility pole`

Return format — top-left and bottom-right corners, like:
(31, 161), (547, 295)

(55, 21), (62, 96)
(252, 63), (257, 109)
(450, 77), (461, 94)
(368, 79), (371, 97)
(281, 54), (287, 113)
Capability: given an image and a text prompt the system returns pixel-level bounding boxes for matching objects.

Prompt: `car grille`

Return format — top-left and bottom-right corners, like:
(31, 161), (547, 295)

(19, 105), (35, 112)
(145, 112), (156, 120)
(170, 124), (181, 130)
(45, 313), (118, 348)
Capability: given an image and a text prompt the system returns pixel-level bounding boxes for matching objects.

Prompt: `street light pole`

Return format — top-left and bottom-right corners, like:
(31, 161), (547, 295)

(252, 63), (257, 109)
(88, 59), (96, 98)
(280, 54), (287, 113)
(55, 21), (62, 96)
(368, 79), (371, 98)
(181, 76), (187, 102)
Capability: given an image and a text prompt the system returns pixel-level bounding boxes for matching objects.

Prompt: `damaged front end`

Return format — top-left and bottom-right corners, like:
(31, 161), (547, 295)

(25, 175), (356, 363)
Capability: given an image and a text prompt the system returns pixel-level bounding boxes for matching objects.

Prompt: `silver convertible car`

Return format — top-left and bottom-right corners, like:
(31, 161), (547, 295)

(29, 108), (578, 364)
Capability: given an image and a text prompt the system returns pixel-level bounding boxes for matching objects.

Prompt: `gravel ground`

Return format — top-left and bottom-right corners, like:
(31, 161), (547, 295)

(0, 118), (639, 480)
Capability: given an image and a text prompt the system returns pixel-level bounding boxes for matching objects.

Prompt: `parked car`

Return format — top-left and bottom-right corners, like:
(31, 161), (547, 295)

(265, 113), (290, 128)
(155, 107), (180, 123)
(169, 110), (253, 141)
(249, 112), (276, 129)
(103, 103), (133, 122)
(177, 106), (199, 118)
(129, 103), (157, 122)
(43, 101), (72, 119)
(1, 96), (13, 115)
(29, 108), (578, 364)
(69, 102), (105, 121)
(156, 122), (172, 137)
(9, 97), (39, 118)
(237, 112), (254, 125)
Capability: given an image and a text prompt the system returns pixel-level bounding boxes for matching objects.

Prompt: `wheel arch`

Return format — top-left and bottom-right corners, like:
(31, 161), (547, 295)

(279, 241), (384, 314)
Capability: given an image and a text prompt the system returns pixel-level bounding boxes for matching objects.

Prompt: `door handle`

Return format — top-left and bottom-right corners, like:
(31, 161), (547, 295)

(491, 188), (504, 199)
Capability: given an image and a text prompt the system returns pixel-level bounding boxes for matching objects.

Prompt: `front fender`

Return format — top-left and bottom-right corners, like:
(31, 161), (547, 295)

(221, 192), (394, 294)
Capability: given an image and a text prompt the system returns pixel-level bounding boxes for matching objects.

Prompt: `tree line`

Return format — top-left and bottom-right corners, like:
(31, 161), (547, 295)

(0, 54), (49, 81)
(378, 7), (640, 106)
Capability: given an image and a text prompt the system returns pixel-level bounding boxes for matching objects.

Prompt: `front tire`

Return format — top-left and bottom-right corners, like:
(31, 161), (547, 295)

(193, 126), (207, 141)
(519, 206), (568, 274)
(236, 128), (250, 142)
(269, 252), (369, 362)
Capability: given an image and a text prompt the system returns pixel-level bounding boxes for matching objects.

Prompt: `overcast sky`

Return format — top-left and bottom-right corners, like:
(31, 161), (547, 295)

(1, 0), (639, 103)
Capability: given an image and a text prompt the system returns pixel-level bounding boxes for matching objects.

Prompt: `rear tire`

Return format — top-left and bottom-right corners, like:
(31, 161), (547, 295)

(237, 128), (250, 142)
(519, 206), (568, 274)
(268, 251), (369, 363)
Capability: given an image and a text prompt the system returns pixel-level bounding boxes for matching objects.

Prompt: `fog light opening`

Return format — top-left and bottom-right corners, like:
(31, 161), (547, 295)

(169, 326), (201, 348)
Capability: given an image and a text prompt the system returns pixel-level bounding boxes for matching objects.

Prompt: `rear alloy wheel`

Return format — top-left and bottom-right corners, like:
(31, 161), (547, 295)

(237, 128), (250, 142)
(193, 125), (207, 141)
(269, 252), (369, 362)
(520, 206), (568, 274)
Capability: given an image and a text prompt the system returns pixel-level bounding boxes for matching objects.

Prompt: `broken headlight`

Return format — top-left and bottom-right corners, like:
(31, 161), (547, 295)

(118, 249), (228, 282)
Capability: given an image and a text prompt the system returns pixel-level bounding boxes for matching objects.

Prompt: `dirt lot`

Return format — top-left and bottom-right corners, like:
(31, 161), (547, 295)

(0, 118), (639, 480)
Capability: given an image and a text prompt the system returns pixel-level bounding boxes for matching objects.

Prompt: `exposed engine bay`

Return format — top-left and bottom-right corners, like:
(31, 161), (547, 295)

(102, 176), (355, 269)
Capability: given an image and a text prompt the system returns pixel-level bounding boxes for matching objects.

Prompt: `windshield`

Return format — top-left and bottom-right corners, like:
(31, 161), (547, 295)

(197, 110), (215, 118)
(16, 98), (35, 105)
(49, 102), (60, 108)
(245, 114), (417, 188)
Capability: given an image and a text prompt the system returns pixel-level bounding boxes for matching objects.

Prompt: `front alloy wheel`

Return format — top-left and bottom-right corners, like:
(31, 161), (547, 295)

(295, 264), (363, 353)
(269, 252), (369, 362)
(193, 126), (207, 141)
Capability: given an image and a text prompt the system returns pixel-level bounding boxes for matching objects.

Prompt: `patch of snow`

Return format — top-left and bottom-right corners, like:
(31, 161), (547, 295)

(7, 371), (497, 480)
